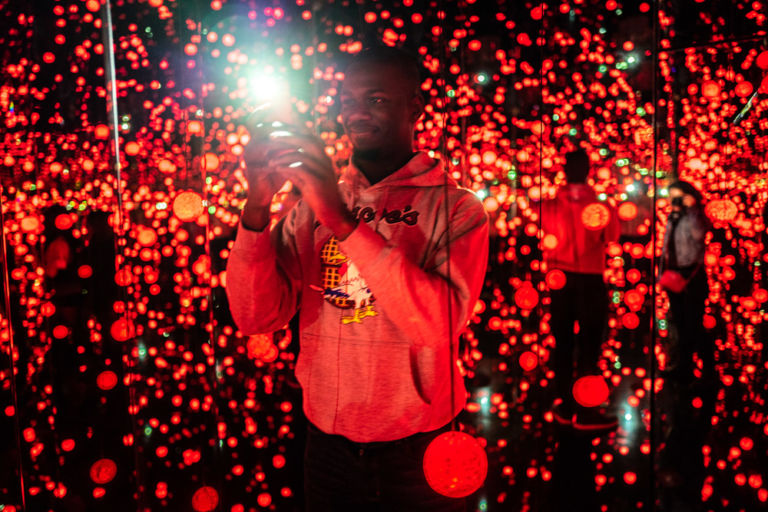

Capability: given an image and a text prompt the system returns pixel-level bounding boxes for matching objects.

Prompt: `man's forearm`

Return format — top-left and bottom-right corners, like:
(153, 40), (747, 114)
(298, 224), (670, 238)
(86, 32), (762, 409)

(240, 202), (271, 231)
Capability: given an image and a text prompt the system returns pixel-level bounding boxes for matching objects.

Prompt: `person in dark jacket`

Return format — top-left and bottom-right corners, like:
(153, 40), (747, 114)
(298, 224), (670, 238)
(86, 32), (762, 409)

(659, 179), (714, 512)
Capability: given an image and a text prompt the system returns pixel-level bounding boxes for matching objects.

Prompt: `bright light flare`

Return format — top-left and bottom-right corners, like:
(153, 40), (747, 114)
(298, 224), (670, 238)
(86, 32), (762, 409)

(250, 73), (289, 104)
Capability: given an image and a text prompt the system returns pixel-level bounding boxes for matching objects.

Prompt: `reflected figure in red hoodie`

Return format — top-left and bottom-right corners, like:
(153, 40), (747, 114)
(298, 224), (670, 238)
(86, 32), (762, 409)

(541, 148), (620, 431)
(226, 46), (488, 511)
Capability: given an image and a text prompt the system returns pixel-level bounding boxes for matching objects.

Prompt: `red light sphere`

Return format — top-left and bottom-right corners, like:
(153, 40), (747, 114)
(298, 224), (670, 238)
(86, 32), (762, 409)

(581, 203), (611, 230)
(735, 81), (754, 98)
(701, 80), (720, 99)
(90, 458), (117, 485)
(545, 269), (566, 290)
(173, 191), (205, 222)
(617, 201), (638, 221)
(519, 351), (538, 371)
(97, 370), (118, 391)
(423, 431), (488, 498)
(110, 318), (135, 342)
(55, 213), (75, 230)
(757, 50), (768, 70)
(514, 283), (539, 310)
(192, 486), (219, 512)
(572, 375), (610, 408)
(705, 198), (738, 223)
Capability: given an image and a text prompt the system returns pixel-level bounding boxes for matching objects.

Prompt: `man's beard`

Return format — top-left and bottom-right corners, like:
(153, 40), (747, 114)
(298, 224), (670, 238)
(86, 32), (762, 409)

(353, 147), (382, 161)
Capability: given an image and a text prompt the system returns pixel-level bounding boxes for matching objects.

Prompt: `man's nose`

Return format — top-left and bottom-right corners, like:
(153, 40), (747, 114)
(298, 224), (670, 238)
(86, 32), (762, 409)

(342, 103), (373, 121)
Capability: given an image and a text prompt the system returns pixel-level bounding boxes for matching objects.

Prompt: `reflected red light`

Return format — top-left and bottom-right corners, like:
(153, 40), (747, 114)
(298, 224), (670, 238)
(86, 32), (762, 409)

(545, 269), (566, 290)
(192, 486), (219, 512)
(173, 191), (205, 222)
(757, 51), (768, 69)
(55, 213), (74, 230)
(514, 283), (539, 310)
(20, 216), (42, 233)
(257, 493), (272, 507)
(423, 431), (488, 498)
(581, 203), (611, 230)
(136, 226), (158, 246)
(53, 325), (70, 339)
(735, 81), (754, 97)
(97, 370), (118, 390)
(519, 351), (538, 371)
(202, 152), (220, 171)
(572, 375), (609, 408)
(94, 125), (110, 139)
(110, 318), (135, 342)
(542, 233), (558, 250)
(90, 458), (117, 484)
(622, 312), (640, 330)
(617, 202), (638, 221)
(701, 80), (720, 98)
(705, 198), (738, 223)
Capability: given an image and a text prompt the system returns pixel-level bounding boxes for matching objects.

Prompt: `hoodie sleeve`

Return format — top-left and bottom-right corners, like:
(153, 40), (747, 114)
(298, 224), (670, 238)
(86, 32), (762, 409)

(225, 206), (304, 335)
(339, 191), (489, 349)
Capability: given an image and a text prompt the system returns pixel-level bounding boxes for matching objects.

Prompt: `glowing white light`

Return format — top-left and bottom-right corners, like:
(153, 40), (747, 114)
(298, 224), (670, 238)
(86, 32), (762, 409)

(250, 73), (288, 104)
(626, 183), (636, 193)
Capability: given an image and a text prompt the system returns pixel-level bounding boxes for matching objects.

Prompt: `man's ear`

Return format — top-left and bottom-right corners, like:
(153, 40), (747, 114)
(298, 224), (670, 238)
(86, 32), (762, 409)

(410, 93), (426, 123)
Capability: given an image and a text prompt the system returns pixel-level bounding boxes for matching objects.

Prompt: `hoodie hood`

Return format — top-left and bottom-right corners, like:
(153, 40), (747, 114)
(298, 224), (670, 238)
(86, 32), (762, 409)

(562, 182), (596, 202)
(339, 152), (452, 200)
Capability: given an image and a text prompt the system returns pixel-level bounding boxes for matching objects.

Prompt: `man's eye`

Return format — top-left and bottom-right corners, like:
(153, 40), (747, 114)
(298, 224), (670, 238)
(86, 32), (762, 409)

(368, 97), (385, 105)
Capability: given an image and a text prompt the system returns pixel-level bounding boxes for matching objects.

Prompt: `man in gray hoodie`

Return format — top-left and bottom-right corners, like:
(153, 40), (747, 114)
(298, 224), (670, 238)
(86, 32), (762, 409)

(226, 46), (488, 511)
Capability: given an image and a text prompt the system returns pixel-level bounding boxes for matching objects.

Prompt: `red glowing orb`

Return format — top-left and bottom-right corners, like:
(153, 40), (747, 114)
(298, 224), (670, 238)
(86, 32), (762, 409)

(701, 80), (720, 99)
(423, 431), (488, 498)
(705, 198), (738, 223)
(545, 269), (566, 290)
(735, 81), (754, 98)
(519, 351), (538, 371)
(622, 312), (640, 330)
(20, 216), (42, 233)
(110, 318), (135, 342)
(541, 233), (558, 250)
(617, 201), (638, 221)
(623, 289), (643, 311)
(55, 213), (75, 230)
(581, 203), (611, 230)
(90, 458), (117, 485)
(173, 191), (205, 222)
(97, 370), (119, 391)
(514, 283), (539, 310)
(192, 486), (219, 512)
(202, 152), (220, 171)
(758, 50), (768, 70)
(572, 375), (610, 408)
(136, 226), (158, 246)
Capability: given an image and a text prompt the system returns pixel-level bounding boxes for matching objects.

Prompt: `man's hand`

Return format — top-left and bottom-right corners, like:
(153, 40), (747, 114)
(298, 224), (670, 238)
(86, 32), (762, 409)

(268, 134), (358, 240)
(240, 135), (297, 231)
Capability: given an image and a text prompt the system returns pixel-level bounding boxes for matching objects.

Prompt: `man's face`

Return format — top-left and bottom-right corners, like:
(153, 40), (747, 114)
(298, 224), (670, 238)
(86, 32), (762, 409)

(340, 62), (423, 158)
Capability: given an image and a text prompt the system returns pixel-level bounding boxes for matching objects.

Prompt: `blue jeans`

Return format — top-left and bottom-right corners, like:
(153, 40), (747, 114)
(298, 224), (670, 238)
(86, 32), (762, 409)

(304, 422), (467, 512)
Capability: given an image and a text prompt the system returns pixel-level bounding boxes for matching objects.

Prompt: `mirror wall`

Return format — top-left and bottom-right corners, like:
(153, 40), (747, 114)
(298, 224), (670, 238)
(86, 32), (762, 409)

(1, 0), (765, 511)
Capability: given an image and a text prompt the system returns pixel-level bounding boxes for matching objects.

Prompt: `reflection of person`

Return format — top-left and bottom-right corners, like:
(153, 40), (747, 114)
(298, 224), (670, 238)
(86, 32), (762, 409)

(662, 180), (710, 380)
(541, 148), (620, 431)
(658, 180), (713, 510)
(226, 46), (489, 511)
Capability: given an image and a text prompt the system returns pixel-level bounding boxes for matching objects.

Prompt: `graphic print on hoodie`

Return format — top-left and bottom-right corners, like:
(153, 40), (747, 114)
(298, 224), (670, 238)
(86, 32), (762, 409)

(312, 235), (377, 325)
